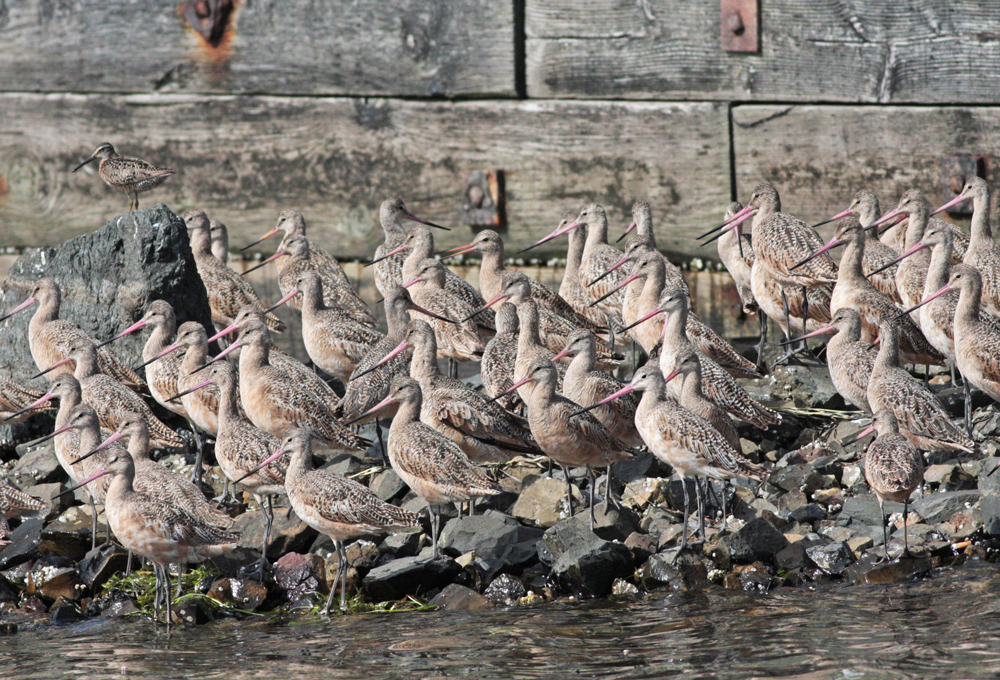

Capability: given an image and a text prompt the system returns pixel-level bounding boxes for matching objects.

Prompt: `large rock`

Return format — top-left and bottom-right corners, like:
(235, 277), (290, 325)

(838, 495), (905, 527)
(910, 491), (981, 526)
(0, 517), (44, 569)
(540, 517), (633, 598)
(428, 583), (492, 611)
(805, 541), (854, 575)
(745, 364), (842, 410)
(510, 475), (584, 528)
(0, 204), (214, 389)
(721, 517), (790, 564)
(363, 556), (461, 602)
(980, 457), (1000, 536)
(232, 506), (317, 558)
(439, 510), (543, 568)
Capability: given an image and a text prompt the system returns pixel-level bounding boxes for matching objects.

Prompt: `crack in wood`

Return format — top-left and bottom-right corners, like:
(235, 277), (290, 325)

(732, 106), (794, 129)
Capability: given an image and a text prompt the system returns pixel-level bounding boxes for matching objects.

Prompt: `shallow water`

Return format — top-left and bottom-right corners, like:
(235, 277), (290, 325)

(2, 563), (999, 680)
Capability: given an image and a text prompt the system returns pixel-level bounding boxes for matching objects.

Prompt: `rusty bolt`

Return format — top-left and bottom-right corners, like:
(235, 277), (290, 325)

(194, 0), (210, 18)
(727, 12), (745, 35)
(468, 185), (485, 209)
(950, 175), (966, 194)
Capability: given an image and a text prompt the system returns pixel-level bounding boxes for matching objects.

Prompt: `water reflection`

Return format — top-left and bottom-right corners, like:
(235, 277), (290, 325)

(1, 564), (999, 679)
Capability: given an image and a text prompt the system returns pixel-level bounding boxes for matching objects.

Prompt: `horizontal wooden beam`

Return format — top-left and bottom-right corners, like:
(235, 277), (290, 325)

(732, 105), (1000, 238)
(0, 94), (730, 261)
(527, 0), (1000, 103)
(0, 0), (515, 97)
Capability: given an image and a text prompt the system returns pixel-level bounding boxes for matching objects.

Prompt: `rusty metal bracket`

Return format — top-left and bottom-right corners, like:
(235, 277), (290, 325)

(939, 155), (987, 216)
(721, 0), (759, 53)
(184, 0), (234, 48)
(460, 170), (506, 229)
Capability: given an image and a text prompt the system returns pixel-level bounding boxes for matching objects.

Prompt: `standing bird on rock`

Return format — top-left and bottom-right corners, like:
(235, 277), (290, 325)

(183, 209), (285, 333)
(72, 143), (175, 212)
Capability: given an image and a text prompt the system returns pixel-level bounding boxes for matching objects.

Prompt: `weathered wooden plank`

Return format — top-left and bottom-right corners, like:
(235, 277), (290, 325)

(731, 105), (1000, 239)
(0, 94), (730, 260)
(527, 0), (1000, 103)
(0, 1), (514, 97)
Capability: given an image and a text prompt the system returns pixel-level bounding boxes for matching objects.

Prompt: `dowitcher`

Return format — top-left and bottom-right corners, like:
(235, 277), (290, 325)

(355, 376), (501, 557)
(183, 209), (285, 333)
(1, 278), (145, 388)
(498, 360), (632, 531)
(72, 143), (175, 212)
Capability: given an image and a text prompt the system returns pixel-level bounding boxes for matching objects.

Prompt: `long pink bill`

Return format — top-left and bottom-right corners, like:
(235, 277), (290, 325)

(22, 420), (75, 447)
(662, 367), (683, 384)
(570, 383), (635, 418)
(345, 394), (397, 426)
(55, 466), (110, 498)
(550, 346), (574, 363)
(31, 356), (73, 380)
(438, 242), (477, 261)
(870, 208), (902, 228)
(896, 284), (952, 320)
(615, 220), (637, 243)
(0, 297), (37, 323)
(235, 447), (286, 484)
(700, 209), (754, 249)
(134, 342), (180, 371)
(3, 390), (55, 421)
(349, 340), (409, 382)
(779, 324), (834, 347)
(620, 306), (664, 334)
(462, 293), (506, 323)
(165, 378), (212, 403)
(196, 341), (242, 374)
(239, 227), (281, 252)
(97, 318), (147, 348)
(241, 250), (285, 276)
(264, 289), (298, 314)
(697, 204), (753, 240)
(588, 254), (630, 288)
(810, 208), (854, 230)
(791, 236), (841, 271)
(366, 243), (409, 266)
(401, 276), (420, 289)
(516, 221), (581, 255)
(867, 241), (926, 278)
(404, 212), (450, 231)
(207, 324), (239, 344)
(488, 374), (534, 403)
(931, 193), (967, 216)
(851, 423), (876, 443)
(74, 431), (124, 464)
(589, 270), (639, 307)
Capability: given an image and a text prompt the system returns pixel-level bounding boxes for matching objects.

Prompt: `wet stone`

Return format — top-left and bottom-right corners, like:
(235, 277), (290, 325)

(369, 468), (406, 501)
(233, 506), (317, 558)
(10, 445), (62, 486)
(978, 457), (1000, 536)
(36, 567), (84, 601)
(774, 543), (807, 572)
(209, 577), (268, 611)
(363, 556), (461, 602)
(209, 547), (260, 578)
(806, 541), (854, 574)
(637, 551), (710, 591)
(77, 544), (129, 590)
(510, 475), (584, 528)
(0, 518), (44, 570)
(849, 554), (933, 585)
(345, 540), (381, 570)
(439, 510), (543, 568)
(624, 532), (658, 563)
(789, 503), (827, 524)
(550, 536), (633, 599)
(50, 602), (84, 624)
(484, 574), (526, 605)
(273, 553), (322, 602)
(0, 623), (17, 635)
(911, 491), (980, 526)
(722, 517), (790, 564)
(378, 530), (423, 558)
(428, 583), (493, 611)
(838, 495), (904, 527)
(738, 563), (780, 593)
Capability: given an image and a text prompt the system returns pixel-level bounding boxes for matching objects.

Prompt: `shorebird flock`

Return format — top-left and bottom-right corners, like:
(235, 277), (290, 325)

(1, 143), (997, 620)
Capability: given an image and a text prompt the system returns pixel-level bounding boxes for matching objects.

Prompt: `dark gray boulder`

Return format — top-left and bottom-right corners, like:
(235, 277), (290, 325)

(439, 510), (543, 568)
(363, 555), (461, 601)
(0, 204), (213, 389)
(722, 517), (790, 564)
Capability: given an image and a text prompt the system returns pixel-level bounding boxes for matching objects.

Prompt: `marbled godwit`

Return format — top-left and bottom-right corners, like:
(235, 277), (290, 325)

(376, 223), (495, 328)
(96, 300), (188, 420)
(481, 302), (523, 412)
(551, 329), (642, 449)
(933, 177), (1000, 318)
(164, 360), (286, 579)
(513, 289), (568, 401)
(858, 409), (923, 560)
(36, 341), (183, 449)
(715, 201), (769, 365)
(800, 216), (941, 366)
(210, 219), (229, 263)
(403, 258), (485, 371)
(867, 319), (973, 453)
(210, 306), (341, 413)
(811, 190), (902, 303)
(560, 212), (617, 331)
(65, 451), (238, 625)
(293, 271), (384, 384)
(579, 364), (766, 548)
(372, 198), (449, 297)
(72, 143), (174, 212)
(0, 375), (55, 423)
(629, 286), (780, 429)
(183, 209), (285, 333)
(783, 308), (876, 413)
(356, 376), (502, 556)
(0, 278), (145, 388)
(443, 229), (607, 337)
(0, 480), (46, 544)
(396, 320), (538, 463)
(172, 322), (225, 483)
(244, 233), (377, 329)
(495, 360), (633, 530)
(240, 429), (420, 612)
(210, 323), (368, 453)
(874, 189), (969, 264)
(662, 351), (742, 453)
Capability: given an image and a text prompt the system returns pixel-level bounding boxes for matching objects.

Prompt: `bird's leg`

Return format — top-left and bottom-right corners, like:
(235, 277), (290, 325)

(924, 363), (930, 386)
(880, 501), (890, 563)
(375, 420), (388, 466)
(754, 310), (767, 372)
(126, 550), (134, 577)
(88, 492), (99, 551)
(799, 286), (809, 354)
(545, 458), (554, 479)
(152, 564), (161, 622)
(588, 466), (596, 533)
(631, 339), (637, 374)
(901, 498), (912, 559)
(448, 358), (457, 379)
(605, 461), (623, 511)
(164, 567), (173, 627)
(964, 376), (974, 439)
(187, 419), (205, 487)
(322, 540), (340, 616)
(772, 290), (801, 368)
(679, 477), (690, 551)
(695, 479), (706, 545)
(175, 564), (185, 599)
(340, 540), (350, 611)
(721, 480), (729, 527)
(256, 495), (274, 581)
(562, 464), (574, 518)
(430, 505), (440, 559)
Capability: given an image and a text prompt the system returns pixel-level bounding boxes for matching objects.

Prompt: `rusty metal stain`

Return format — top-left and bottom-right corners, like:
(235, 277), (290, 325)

(721, 0), (759, 53)
(183, 0), (235, 49)
(460, 169), (506, 229)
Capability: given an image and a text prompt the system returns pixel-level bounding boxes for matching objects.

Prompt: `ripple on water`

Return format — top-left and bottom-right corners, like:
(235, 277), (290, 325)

(1, 564), (999, 679)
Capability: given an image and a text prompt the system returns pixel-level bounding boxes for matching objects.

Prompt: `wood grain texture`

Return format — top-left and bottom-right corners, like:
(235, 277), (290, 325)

(732, 105), (1000, 242)
(0, 94), (730, 259)
(527, 0), (1000, 103)
(0, 0), (514, 97)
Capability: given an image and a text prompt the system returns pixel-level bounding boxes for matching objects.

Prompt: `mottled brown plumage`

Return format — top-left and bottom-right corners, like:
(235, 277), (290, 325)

(404, 258), (486, 363)
(72, 142), (175, 211)
(513, 290), (568, 401)
(0, 375), (55, 423)
(845, 190), (902, 303)
(863, 409), (923, 560)
(210, 219), (229, 263)
(561, 213), (618, 331)
(481, 302), (523, 412)
(663, 351), (742, 453)
(716, 201), (757, 314)
(183, 209), (285, 333)
(951, 265), (1000, 405)
(804, 308), (876, 413)
(0, 479), (46, 542)
(957, 178), (1000, 318)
